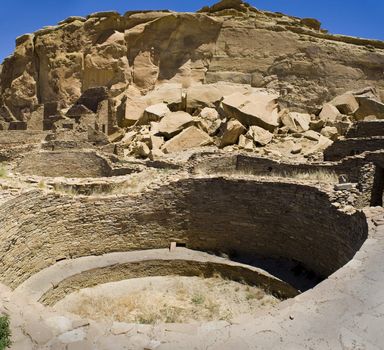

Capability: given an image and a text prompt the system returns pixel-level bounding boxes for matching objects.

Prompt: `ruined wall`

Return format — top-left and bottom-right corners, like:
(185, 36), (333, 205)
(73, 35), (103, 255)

(0, 177), (367, 288)
(347, 121), (384, 138)
(14, 151), (112, 177)
(193, 154), (365, 183)
(40, 259), (298, 305)
(0, 130), (48, 145)
(324, 138), (384, 161)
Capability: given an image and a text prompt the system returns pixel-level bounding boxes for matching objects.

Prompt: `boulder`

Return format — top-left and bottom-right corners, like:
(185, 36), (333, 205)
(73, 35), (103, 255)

(185, 83), (253, 111)
(246, 126), (273, 146)
(124, 99), (148, 126)
(281, 112), (310, 133)
(150, 135), (164, 150)
(309, 118), (325, 132)
(196, 107), (221, 136)
(135, 141), (151, 158)
(321, 126), (339, 141)
(220, 119), (246, 148)
(354, 97), (384, 120)
(142, 103), (170, 124)
(120, 130), (138, 146)
(156, 111), (194, 139)
(303, 130), (321, 141)
(290, 142), (302, 154)
(319, 103), (339, 123)
(238, 134), (254, 151)
(142, 83), (182, 108)
(304, 135), (333, 157)
(221, 91), (279, 131)
(162, 126), (212, 153)
(330, 93), (359, 115)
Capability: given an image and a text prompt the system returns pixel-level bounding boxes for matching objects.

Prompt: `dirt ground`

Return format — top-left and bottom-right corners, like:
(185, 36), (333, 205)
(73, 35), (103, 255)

(54, 276), (280, 324)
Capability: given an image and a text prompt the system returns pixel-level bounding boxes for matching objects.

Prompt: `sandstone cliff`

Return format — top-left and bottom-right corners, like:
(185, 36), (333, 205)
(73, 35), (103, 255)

(0, 0), (383, 126)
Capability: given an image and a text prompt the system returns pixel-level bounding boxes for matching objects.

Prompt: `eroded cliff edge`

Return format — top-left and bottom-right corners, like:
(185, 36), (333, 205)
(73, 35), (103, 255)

(0, 0), (383, 124)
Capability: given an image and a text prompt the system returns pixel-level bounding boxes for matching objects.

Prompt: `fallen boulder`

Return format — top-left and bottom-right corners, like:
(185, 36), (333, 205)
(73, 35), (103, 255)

(321, 126), (339, 141)
(195, 107), (222, 136)
(330, 93), (359, 115)
(281, 112), (310, 133)
(319, 103), (339, 123)
(143, 103), (170, 123)
(246, 126), (273, 146)
(221, 91), (279, 131)
(220, 118), (246, 148)
(157, 111), (194, 139)
(162, 126), (212, 153)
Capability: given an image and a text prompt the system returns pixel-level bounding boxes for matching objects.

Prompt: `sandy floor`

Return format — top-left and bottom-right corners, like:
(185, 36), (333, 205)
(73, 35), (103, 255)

(54, 276), (280, 324)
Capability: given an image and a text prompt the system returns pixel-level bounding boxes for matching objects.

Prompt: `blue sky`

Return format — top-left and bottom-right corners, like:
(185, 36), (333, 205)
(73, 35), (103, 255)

(0, 1), (383, 62)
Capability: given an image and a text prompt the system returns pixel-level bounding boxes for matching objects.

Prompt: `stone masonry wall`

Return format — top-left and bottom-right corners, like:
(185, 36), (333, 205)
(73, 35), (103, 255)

(193, 154), (365, 183)
(14, 151), (113, 177)
(0, 178), (368, 288)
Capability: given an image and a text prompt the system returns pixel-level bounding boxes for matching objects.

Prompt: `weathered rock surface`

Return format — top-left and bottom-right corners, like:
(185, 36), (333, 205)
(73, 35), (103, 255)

(220, 119), (246, 148)
(162, 126), (212, 153)
(195, 107), (221, 135)
(2, 0), (384, 125)
(281, 112), (310, 133)
(246, 126), (273, 146)
(157, 111), (194, 139)
(221, 92), (279, 131)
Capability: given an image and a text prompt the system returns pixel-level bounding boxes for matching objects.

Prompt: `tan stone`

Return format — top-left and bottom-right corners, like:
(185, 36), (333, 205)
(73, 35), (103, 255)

(321, 126), (339, 141)
(150, 135), (164, 150)
(281, 112), (310, 133)
(124, 99), (148, 127)
(291, 142), (302, 154)
(196, 108), (221, 136)
(319, 103), (339, 122)
(238, 134), (254, 151)
(303, 130), (321, 141)
(330, 93), (359, 115)
(304, 135), (333, 156)
(220, 119), (246, 148)
(162, 126), (212, 153)
(354, 97), (384, 120)
(135, 141), (151, 158)
(221, 92), (279, 131)
(157, 111), (194, 139)
(132, 51), (159, 90)
(143, 103), (170, 123)
(246, 126), (273, 146)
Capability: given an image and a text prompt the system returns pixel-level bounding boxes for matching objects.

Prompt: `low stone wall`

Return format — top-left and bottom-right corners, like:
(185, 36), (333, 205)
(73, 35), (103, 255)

(0, 177), (368, 288)
(0, 131), (48, 145)
(39, 259), (298, 306)
(193, 154), (365, 183)
(347, 121), (384, 138)
(324, 138), (384, 161)
(14, 151), (113, 178)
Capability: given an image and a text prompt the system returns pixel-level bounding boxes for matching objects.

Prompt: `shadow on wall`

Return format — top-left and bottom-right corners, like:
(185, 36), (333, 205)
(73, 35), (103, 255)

(0, 178), (368, 289)
(127, 14), (222, 84)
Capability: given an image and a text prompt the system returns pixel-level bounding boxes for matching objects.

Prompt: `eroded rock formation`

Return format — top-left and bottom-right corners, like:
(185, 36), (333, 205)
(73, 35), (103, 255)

(1, 0), (384, 124)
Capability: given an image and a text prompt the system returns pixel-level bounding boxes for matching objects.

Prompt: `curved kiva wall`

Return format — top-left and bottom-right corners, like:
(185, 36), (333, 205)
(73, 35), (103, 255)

(39, 259), (299, 306)
(14, 151), (113, 178)
(0, 178), (368, 288)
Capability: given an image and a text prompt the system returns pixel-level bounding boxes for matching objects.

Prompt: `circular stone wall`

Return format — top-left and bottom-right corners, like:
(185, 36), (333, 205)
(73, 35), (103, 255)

(0, 177), (368, 288)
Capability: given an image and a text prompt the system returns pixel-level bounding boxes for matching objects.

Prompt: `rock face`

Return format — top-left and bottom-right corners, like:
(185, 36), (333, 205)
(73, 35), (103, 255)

(1, 0), (384, 126)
